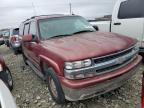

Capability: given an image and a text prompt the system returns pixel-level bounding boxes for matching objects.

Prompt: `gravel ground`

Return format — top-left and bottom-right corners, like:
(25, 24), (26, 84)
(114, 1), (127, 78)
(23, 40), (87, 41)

(0, 45), (143, 108)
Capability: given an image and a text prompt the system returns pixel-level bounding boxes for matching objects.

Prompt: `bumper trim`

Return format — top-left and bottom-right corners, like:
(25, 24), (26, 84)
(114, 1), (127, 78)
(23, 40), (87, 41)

(62, 62), (141, 101)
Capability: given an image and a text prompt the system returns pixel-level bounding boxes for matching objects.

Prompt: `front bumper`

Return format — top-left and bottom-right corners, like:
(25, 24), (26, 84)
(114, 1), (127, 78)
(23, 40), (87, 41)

(60, 55), (142, 101)
(11, 42), (21, 50)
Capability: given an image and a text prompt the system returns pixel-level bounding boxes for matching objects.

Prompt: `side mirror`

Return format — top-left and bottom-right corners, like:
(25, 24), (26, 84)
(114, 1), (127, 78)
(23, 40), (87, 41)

(93, 25), (99, 31)
(22, 34), (33, 42)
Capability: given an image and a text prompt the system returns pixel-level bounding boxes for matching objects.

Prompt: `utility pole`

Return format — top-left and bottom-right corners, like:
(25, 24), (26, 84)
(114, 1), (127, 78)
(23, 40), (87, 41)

(69, 3), (72, 15)
(32, 2), (37, 16)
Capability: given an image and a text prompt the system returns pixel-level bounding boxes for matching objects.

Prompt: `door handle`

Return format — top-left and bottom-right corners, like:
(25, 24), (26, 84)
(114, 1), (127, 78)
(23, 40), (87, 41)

(113, 22), (121, 25)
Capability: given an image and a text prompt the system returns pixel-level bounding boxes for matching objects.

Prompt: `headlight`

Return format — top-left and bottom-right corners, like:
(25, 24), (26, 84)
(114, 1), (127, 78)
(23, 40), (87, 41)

(133, 43), (139, 52)
(64, 59), (92, 79)
(65, 59), (92, 70)
(0, 64), (3, 71)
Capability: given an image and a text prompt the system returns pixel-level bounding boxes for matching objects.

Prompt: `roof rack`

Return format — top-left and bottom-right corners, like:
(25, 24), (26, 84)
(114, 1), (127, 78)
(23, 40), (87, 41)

(30, 14), (64, 19)
(23, 14), (65, 22)
(23, 18), (30, 23)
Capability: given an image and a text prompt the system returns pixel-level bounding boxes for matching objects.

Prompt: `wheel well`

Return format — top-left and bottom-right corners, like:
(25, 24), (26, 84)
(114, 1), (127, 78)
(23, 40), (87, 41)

(40, 61), (50, 76)
(40, 59), (61, 77)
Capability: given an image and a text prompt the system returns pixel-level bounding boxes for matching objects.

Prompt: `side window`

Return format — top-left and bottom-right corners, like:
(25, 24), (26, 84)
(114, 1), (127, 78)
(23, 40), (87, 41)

(12, 28), (19, 35)
(29, 21), (36, 35)
(24, 23), (30, 35)
(118, 0), (144, 19)
(19, 24), (24, 36)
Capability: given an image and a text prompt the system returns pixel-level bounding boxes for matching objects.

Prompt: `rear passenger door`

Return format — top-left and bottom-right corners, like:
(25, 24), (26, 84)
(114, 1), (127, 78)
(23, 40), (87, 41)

(111, 0), (144, 45)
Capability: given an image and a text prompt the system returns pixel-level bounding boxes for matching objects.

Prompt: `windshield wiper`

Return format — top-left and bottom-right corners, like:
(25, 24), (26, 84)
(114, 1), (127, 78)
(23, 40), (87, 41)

(72, 30), (94, 34)
(49, 34), (72, 39)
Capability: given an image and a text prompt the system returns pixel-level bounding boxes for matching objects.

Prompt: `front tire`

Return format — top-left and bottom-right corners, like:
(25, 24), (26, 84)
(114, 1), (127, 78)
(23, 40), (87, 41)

(0, 68), (13, 91)
(6, 41), (9, 47)
(46, 68), (65, 104)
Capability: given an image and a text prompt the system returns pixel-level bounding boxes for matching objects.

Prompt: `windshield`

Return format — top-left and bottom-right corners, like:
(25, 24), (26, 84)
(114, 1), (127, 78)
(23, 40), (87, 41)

(39, 16), (95, 40)
(2, 30), (10, 37)
(12, 28), (19, 35)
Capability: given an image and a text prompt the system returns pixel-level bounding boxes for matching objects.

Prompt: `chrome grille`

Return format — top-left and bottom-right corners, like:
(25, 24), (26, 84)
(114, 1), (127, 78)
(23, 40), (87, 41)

(95, 57), (134, 74)
(92, 45), (138, 74)
(93, 46), (133, 64)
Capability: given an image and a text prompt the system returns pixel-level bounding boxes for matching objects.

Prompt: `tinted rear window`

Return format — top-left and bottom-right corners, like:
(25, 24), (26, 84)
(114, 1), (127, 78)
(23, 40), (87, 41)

(12, 28), (19, 35)
(118, 0), (144, 19)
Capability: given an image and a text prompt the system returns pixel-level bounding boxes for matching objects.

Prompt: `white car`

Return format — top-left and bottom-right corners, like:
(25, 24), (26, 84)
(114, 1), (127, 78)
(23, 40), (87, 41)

(90, 0), (144, 53)
(0, 80), (17, 108)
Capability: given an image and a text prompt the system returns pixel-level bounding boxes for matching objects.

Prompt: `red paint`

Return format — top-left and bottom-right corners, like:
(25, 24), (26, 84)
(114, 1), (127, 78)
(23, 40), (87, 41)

(10, 36), (17, 43)
(142, 71), (144, 108)
(21, 15), (140, 91)
(0, 55), (6, 69)
(41, 32), (137, 62)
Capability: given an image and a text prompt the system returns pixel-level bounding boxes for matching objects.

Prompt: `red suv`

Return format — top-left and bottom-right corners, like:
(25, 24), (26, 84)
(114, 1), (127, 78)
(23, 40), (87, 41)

(20, 15), (142, 104)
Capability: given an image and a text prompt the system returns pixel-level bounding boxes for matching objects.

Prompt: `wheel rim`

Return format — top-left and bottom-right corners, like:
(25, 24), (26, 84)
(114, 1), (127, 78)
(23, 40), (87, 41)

(5, 69), (13, 86)
(49, 77), (58, 97)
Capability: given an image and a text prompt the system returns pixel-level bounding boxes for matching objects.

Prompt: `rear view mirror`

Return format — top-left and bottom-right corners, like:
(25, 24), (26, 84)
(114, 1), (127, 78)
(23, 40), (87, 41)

(22, 34), (33, 42)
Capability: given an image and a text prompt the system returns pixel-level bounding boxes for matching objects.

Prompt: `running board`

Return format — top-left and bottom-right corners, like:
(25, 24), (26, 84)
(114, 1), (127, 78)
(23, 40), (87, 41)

(26, 60), (45, 80)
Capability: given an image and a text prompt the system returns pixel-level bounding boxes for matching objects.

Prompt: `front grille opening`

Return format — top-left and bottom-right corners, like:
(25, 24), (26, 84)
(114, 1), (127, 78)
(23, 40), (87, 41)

(94, 47), (133, 64)
(96, 57), (133, 74)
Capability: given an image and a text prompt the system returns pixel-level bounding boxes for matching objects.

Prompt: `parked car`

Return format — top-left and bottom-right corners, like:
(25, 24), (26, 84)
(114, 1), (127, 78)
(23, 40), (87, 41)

(0, 55), (13, 90)
(0, 31), (4, 46)
(9, 28), (22, 54)
(141, 71), (144, 108)
(0, 79), (16, 108)
(0, 36), (4, 46)
(2, 29), (10, 47)
(20, 14), (141, 104)
(90, 0), (144, 54)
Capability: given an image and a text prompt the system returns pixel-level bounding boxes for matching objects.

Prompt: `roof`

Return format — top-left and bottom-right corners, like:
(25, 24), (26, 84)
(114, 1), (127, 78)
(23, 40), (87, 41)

(23, 14), (76, 22)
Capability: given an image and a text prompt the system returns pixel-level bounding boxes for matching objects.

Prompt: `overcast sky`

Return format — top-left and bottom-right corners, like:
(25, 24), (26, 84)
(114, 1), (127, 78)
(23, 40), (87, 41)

(0, 0), (117, 29)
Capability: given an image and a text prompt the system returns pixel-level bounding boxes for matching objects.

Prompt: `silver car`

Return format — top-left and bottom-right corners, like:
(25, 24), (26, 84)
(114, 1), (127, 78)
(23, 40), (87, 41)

(9, 28), (21, 54)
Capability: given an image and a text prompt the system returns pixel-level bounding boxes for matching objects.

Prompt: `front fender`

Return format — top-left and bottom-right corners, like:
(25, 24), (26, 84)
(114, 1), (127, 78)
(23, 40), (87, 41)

(39, 55), (62, 76)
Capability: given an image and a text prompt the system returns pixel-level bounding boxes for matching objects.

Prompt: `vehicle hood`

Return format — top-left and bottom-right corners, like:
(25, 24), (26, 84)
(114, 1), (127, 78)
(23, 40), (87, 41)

(41, 32), (137, 61)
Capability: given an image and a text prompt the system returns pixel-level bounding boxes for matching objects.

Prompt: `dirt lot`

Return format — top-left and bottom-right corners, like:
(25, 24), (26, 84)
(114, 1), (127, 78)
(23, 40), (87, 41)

(0, 45), (143, 108)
